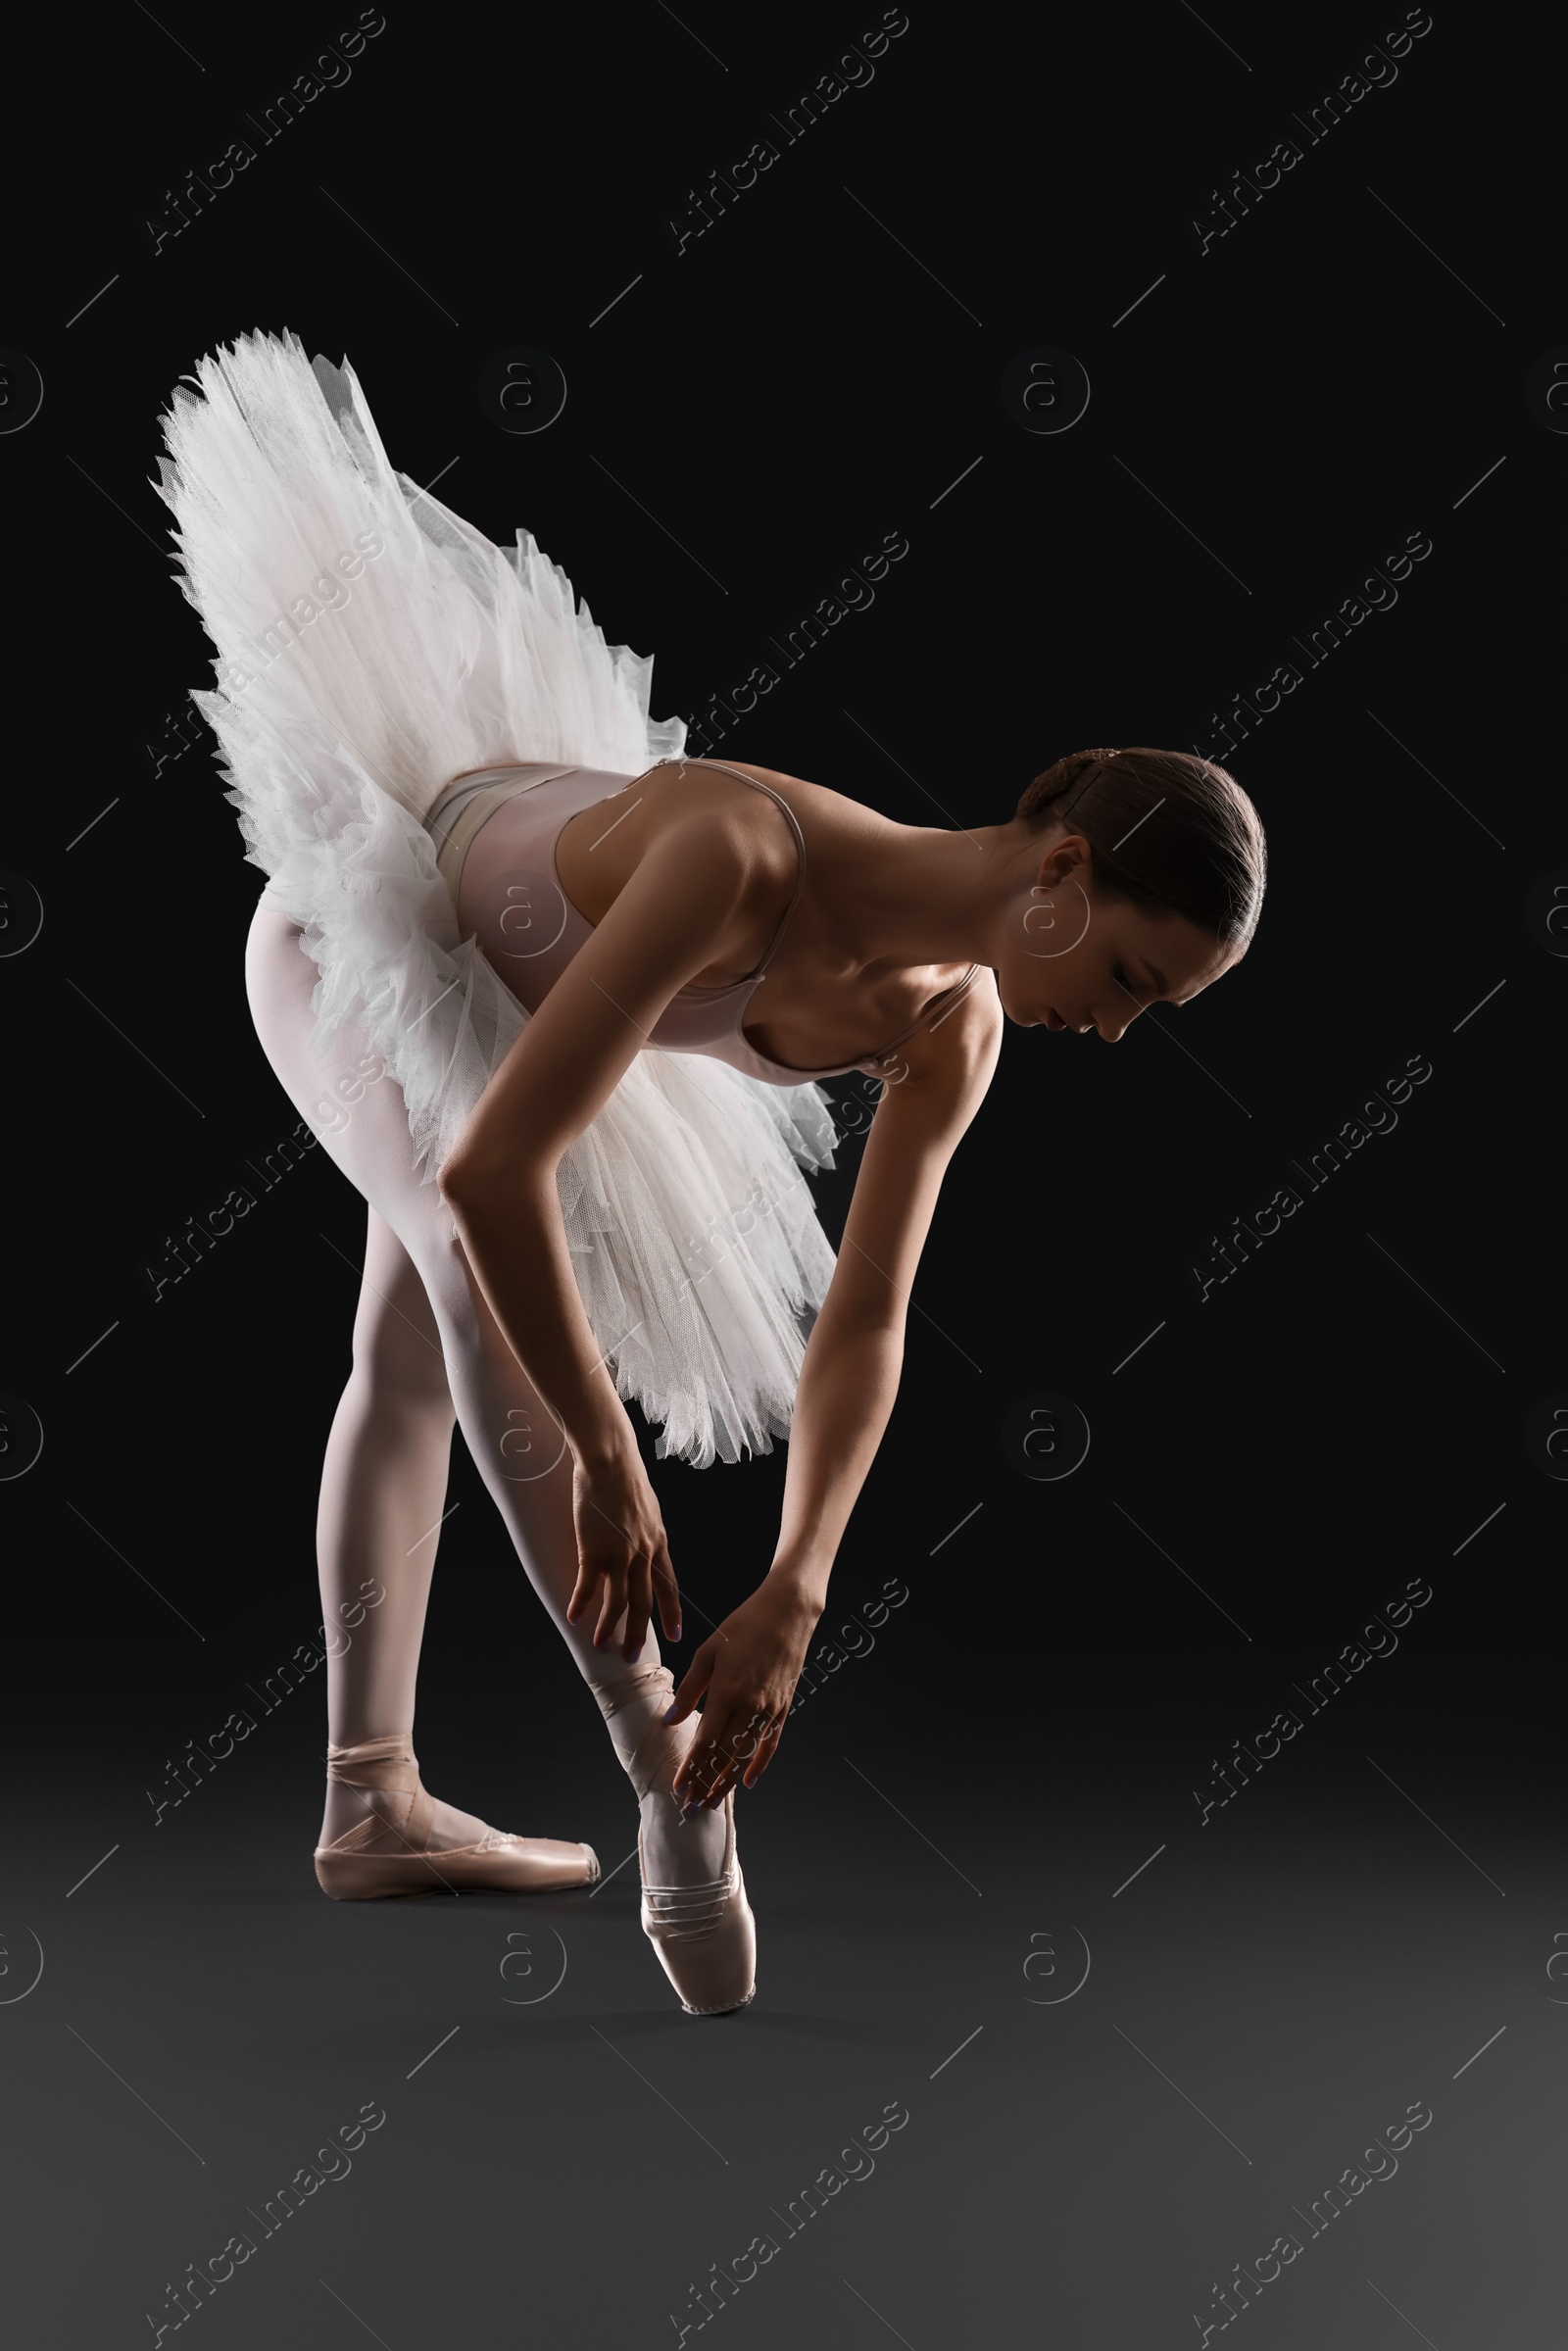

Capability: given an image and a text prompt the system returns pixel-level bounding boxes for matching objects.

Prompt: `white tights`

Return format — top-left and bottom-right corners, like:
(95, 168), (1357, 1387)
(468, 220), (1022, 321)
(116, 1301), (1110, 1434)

(243, 900), (726, 1886)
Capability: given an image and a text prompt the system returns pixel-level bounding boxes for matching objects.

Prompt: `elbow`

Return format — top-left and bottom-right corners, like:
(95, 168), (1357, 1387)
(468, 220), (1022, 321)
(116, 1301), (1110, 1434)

(437, 1146), (491, 1216)
(438, 1136), (554, 1218)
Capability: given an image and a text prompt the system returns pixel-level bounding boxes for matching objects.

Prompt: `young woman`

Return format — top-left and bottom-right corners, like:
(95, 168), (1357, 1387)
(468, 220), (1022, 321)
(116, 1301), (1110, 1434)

(157, 329), (1265, 2018)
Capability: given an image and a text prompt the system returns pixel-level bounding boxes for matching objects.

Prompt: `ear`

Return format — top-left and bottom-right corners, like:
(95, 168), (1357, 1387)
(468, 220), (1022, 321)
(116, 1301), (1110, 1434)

(1036, 833), (1091, 891)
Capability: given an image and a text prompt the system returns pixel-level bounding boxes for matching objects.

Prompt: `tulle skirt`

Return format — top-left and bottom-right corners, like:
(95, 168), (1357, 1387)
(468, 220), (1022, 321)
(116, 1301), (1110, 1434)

(154, 327), (838, 1468)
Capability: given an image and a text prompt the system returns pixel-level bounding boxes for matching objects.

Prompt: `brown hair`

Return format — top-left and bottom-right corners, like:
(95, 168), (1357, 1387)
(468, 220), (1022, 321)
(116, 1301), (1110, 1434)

(1016, 747), (1265, 948)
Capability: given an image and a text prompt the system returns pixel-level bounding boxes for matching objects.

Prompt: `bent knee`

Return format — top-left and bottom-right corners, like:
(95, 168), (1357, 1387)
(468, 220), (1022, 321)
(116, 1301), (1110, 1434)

(347, 1328), (455, 1416)
(349, 1280), (453, 1411)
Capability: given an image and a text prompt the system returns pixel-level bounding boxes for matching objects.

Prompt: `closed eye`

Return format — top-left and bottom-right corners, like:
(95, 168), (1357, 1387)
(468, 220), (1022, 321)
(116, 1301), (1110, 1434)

(1114, 962), (1166, 1005)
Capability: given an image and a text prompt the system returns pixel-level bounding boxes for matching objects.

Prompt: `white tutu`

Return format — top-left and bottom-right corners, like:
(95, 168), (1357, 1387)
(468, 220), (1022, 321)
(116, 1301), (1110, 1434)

(154, 327), (838, 1468)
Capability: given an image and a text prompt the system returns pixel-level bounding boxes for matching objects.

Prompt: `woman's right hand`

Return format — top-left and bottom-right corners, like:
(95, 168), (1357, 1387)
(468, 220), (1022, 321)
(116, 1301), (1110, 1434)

(566, 1433), (681, 1661)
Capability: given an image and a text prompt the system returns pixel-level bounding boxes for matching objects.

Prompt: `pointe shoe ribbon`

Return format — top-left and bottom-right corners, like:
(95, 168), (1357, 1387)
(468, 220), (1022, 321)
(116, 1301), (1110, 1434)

(314, 1735), (598, 1900)
(592, 1665), (757, 2017)
(321, 1735), (437, 1856)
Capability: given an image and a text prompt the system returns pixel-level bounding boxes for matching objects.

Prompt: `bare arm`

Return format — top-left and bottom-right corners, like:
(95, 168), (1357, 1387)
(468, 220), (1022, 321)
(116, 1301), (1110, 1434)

(438, 799), (764, 1657)
(667, 978), (1004, 1804)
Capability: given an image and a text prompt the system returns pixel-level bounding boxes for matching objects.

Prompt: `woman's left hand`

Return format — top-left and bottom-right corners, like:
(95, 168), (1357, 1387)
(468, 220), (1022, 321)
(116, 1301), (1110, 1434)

(664, 1572), (821, 1808)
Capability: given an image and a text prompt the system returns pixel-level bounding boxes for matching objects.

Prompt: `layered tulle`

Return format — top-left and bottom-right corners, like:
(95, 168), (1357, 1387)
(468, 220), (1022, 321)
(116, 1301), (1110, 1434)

(154, 327), (838, 1467)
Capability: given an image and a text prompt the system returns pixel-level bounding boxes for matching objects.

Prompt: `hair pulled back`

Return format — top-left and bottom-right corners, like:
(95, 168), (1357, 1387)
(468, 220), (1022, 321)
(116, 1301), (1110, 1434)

(1017, 747), (1265, 948)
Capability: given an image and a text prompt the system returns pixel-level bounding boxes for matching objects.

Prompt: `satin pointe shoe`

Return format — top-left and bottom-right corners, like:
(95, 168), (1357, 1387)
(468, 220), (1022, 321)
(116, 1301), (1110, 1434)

(593, 1663), (757, 2017)
(314, 1735), (600, 1900)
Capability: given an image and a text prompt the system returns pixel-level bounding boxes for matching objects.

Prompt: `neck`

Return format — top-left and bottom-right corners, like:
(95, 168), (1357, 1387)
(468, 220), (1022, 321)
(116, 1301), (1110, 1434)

(835, 816), (1043, 972)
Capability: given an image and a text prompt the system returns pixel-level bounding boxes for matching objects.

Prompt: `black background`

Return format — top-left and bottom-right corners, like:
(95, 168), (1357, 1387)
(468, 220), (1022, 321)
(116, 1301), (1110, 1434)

(2, 4), (1559, 2347)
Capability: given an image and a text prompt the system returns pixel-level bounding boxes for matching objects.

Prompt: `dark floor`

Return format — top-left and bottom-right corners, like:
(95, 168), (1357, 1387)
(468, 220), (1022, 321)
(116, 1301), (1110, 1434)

(3, 1660), (1556, 2348)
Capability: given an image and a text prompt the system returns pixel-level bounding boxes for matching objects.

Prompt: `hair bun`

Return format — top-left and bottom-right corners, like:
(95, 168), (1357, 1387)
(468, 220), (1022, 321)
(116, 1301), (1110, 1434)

(1011, 744), (1266, 949)
(1021, 749), (1118, 820)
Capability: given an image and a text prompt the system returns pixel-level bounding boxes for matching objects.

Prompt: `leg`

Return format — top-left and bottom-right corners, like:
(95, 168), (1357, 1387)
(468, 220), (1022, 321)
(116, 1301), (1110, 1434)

(316, 1205), (503, 1853)
(243, 902), (730, 1897)
(319, 1203), (455, 1753)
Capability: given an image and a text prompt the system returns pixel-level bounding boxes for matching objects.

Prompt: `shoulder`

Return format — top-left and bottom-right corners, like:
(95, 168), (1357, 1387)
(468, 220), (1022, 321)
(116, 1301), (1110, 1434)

(698, 758), (812, 795)
(655, 758), (802, 893)
(875, 967), (1003, 1137)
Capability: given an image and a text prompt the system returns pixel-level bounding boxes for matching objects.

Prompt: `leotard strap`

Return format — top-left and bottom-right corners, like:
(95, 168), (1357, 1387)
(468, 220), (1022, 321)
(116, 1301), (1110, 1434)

(644, 755), (981, 1064)
(861, 963), (984, 1066)
(643, 756), (808, 986)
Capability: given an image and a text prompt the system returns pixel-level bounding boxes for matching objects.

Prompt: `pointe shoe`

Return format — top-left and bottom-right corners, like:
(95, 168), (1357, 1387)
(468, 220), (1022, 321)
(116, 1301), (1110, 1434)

(592, 1664), (757, 2017)
(314, 1735), (600, 1901)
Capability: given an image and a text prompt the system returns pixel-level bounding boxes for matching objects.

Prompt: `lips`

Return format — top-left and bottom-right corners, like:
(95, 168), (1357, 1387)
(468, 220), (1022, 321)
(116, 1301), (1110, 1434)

(1043, 1006), (1067, 1031)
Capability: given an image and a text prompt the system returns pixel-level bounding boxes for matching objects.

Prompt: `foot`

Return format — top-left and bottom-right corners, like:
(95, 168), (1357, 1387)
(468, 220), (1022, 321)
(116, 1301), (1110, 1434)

(319, 1776), (493, 1855)
(592, 1664), (757, 2016)
(315, 1735), (598, 1900)
(592, 1671), (731, 1892)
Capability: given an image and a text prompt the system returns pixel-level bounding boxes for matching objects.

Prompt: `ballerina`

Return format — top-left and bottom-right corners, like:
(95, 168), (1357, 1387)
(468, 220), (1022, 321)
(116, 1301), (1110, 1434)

(156, 329), (1266, 2016)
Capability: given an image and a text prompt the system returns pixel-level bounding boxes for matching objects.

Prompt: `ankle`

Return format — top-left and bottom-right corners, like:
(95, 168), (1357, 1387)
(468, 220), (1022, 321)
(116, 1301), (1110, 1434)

(589, 1661), (675, 1770)
(326, 1730), (416, 1757)
(603, 1690), (667, 1773)
(319, 1778), (377, 1843)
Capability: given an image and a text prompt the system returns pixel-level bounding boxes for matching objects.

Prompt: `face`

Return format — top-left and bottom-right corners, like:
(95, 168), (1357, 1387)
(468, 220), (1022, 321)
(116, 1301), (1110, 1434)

(996, 832), (1244, 1040)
